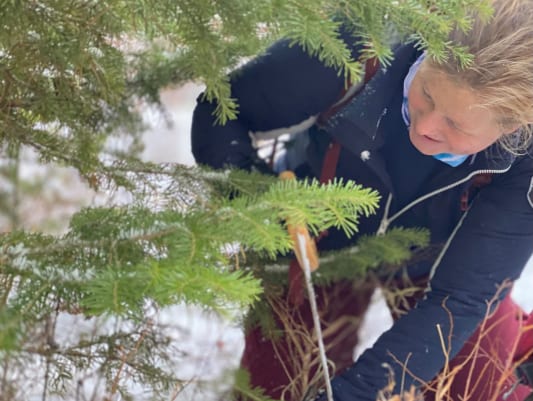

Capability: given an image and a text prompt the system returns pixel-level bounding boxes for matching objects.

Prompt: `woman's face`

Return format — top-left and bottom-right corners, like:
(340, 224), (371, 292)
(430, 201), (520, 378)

(408, 63), (510, 156)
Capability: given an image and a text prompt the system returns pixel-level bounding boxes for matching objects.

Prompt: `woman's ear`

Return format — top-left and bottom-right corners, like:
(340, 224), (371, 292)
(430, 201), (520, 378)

(500, 121), (523, 136)
(497, 114), (524, 136)
(502, 126), (521, 136)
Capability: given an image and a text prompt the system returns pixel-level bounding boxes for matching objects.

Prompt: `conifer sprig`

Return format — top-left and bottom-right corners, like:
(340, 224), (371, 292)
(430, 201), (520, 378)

(313, 227), (430, 285)
(1, 0), (492, 172)
(0, 173), (380, 323)
(251, 227), (430, 291)
(271, 178), (379, 236)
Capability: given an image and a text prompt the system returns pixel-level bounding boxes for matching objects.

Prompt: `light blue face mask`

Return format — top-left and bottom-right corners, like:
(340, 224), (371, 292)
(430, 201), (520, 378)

(402, 53), (469, 167)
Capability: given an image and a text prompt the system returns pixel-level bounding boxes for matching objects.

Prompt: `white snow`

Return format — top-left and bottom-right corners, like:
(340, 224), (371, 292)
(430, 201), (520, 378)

(513, 253), (533, 312)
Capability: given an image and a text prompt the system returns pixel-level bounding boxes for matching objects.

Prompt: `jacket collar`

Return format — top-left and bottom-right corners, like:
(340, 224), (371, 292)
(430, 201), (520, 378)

(426, 143), (516, 192)
(325, 44), (420, 151)
(325, 43), (517, 195)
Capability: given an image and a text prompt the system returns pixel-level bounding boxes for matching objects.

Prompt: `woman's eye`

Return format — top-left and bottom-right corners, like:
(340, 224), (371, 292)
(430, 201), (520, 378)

(446, 118), (469, 135)
(445, 118), (460, 131)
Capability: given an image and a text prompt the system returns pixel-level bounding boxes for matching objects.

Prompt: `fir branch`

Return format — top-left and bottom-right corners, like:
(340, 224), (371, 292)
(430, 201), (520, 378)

(247, 227), (430, 290)
(313, 227), (430, 286)
(244, 227), (430, 343)
(93, 162), (278, 211)
(386, 0), (493, 67)
(1, 174), (382, 334)
(80, 261), (263, 318)
(262, 178), (380, 237)
(280, 0), (364, 84)
(0, 0), (492, 167)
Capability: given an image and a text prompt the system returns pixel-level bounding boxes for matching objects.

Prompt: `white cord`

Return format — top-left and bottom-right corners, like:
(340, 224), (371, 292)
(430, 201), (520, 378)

(297, 233), (334, 401)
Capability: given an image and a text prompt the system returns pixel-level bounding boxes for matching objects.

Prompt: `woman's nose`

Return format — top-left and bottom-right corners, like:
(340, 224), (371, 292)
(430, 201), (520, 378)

(414, 110), (443, 139)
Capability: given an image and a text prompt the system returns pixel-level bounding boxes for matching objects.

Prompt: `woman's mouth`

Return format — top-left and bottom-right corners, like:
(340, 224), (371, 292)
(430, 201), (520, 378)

(421, 134), (442, 143)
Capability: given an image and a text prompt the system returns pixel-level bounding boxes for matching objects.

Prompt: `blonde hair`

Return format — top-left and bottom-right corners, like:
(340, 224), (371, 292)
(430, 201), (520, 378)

(427, 0), (533, 154)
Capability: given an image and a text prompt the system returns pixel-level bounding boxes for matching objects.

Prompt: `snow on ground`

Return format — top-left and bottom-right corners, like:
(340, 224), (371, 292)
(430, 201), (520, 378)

(141, 85), (198, 167)
(513, 254), (533, 312)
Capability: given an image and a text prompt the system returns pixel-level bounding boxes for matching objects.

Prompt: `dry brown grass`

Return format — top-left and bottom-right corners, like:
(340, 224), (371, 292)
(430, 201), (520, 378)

(265, 282), (371, 401)
(383, 283), (533, 401)
(259, 279), (533, 401)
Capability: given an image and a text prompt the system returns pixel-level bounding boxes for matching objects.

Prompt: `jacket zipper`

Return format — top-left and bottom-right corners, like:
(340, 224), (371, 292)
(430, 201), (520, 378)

(376, 166), (512, 236)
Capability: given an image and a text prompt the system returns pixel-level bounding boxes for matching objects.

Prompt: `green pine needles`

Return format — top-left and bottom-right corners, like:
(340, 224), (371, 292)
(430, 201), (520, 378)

(0, 1), (493, 173)
(0, 165), (384, 399)
(1, 170), (381, 324)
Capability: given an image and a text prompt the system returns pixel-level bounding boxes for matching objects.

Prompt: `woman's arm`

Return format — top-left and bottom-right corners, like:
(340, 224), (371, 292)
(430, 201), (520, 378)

(324, 157), (533, 400)
(191, 33), (364, 169)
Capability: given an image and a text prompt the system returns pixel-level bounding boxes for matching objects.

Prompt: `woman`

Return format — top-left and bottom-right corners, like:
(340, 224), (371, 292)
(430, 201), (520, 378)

(191, 1), (533, 400)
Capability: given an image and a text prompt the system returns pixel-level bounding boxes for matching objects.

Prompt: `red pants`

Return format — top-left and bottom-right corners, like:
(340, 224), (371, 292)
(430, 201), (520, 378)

(240, 280), (531, 401)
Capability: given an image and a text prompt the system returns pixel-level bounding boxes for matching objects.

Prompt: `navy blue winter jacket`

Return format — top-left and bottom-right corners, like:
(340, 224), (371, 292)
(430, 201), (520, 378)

(191, 39), (533, 400)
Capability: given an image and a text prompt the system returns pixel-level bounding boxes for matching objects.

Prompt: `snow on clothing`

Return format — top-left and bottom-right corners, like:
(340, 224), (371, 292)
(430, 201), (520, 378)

(191, 39), (533, 400)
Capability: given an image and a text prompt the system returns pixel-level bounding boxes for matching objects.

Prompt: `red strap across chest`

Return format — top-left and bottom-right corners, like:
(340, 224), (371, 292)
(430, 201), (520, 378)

(288, 57), (379, 306)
